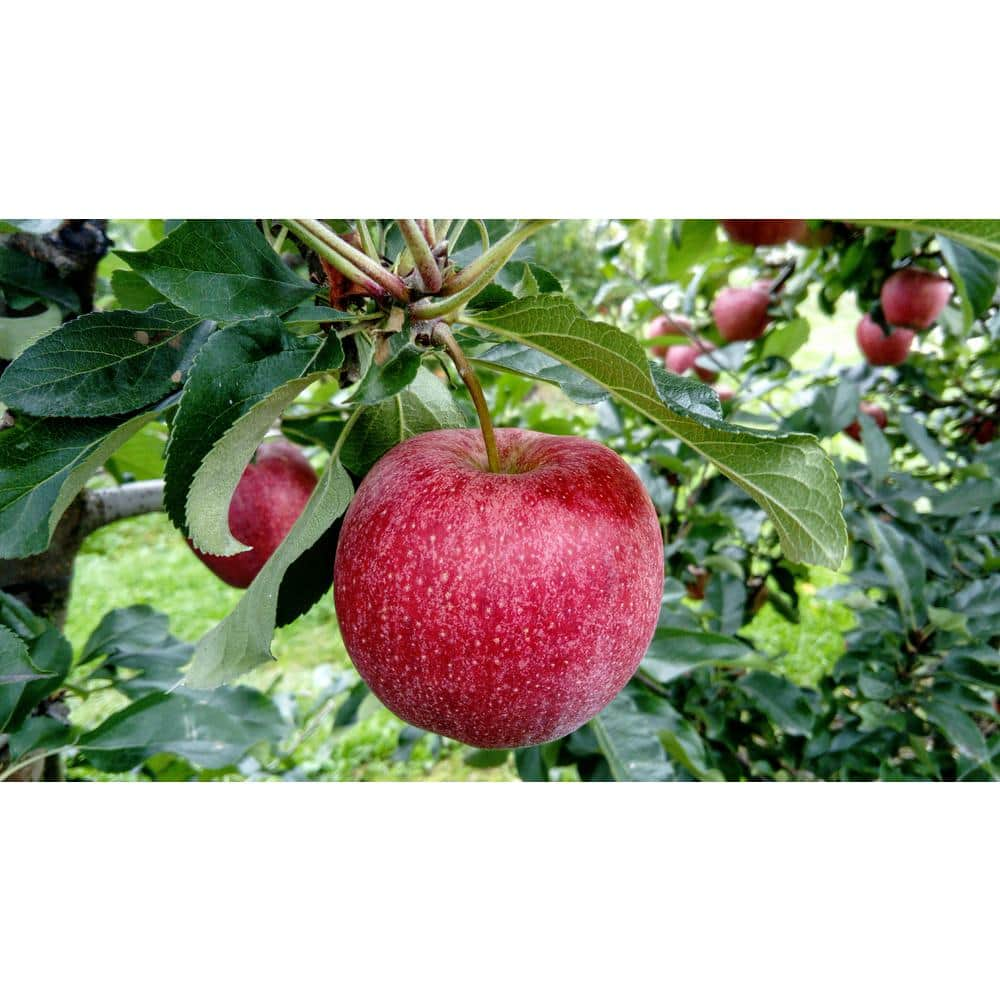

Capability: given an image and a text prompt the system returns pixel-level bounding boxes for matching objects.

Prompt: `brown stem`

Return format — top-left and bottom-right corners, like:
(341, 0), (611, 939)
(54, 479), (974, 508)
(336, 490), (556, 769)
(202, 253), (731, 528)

(430, 323), (500, 473)
(397, 219), (443, 293)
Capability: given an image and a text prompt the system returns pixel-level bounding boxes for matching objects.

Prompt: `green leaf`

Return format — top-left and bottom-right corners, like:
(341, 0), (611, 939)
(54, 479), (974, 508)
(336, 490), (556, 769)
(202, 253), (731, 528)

(0, 219), (61, 235)
(923, 698), (989, 764)
(118, 220), (316, 323)
(591, 690), (674, 781)
(473, 341), (608, 404)
(350, 329), (424, 405)
(78, 686), (288, 772)
(0, 626), (46, 686)
(467, 294), (847, 569)
(80, 605), (190, 670)
(0, 409), (155, 559)
(809, 382), (861, 437)
(0, 305), (211, 417)
(162, 317), (339, 533)
(0, 304), (60, 360)
(0, 244), (79, 311)
(859, 414), (891, 484)
(641, 627), (755, 683)
(864, 515), (927, 630)
(851, 220), (1000, 260)
(341, 367), (469, 477)
(185, 456), (354, 687)
(283, 304), (355, 326)
(899, 412), (945, 467)
(738, 671), (817, 737)
(106, 421), (168, 481)
(110, 268), (168, 310)
(933, 478), (1000, 517)
(939, 237), (998, 328)
(761, 317), (810, 360)
(7, 715), (70, 761)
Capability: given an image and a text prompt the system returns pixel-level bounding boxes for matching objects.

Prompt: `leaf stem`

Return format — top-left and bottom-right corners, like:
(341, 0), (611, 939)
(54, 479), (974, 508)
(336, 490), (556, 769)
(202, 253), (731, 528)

(356, 220), (380, 262)
(288, 219), (411, 303)
(431, 322), (500, 473)
(284, 220), (392, 305)
(397, 219), (443, 293)
(410, 220), (553, 321)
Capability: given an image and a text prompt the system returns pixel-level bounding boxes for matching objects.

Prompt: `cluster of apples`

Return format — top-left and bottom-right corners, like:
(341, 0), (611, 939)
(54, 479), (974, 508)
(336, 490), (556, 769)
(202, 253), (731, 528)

(856, 268), (953, 366)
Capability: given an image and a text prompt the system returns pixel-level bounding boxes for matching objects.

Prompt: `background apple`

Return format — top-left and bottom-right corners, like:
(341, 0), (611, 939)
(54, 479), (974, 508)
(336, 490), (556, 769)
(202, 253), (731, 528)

(712, 283), (771, 341)
(665, 341), (719, 383)
(188, 438), (318, 588)
(645, 313), (692, 359)
(845, 401), (888, 441)
(333, 427), (665, 748)
(856, 314), (914, 366)
(880, 268), (953, 329)
(721, 219), (808, 246)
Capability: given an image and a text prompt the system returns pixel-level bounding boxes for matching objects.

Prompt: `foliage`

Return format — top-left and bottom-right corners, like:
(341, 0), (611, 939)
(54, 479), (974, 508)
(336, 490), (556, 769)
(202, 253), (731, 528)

(1, 218), (997, 780)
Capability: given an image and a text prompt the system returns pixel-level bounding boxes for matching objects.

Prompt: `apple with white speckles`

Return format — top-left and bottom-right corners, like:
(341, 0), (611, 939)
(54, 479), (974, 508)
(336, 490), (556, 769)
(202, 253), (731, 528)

(333, 428), (665, 748)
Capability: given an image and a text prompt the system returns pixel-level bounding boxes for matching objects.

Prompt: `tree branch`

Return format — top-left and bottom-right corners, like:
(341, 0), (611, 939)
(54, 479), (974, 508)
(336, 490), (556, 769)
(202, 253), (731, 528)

(79, 480), (165, 535)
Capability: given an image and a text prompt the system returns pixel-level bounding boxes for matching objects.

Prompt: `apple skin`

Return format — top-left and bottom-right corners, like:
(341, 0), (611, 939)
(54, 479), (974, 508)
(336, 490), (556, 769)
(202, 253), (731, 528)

(712, 283), (771, 342)
(645, 314), (692, 359)
(333, 428), (664, 749)
(880, 268), (953, 329)
(856, 314), (914, 366)
(721, 220), (808, 246)
(188, 438), (318, 588)
(664, 340), (719, 384)
(845, 402), (888, 441)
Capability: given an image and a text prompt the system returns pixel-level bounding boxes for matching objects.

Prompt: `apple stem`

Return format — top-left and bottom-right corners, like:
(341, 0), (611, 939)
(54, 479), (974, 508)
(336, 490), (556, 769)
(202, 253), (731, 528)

(431, 322), (501, 473)
(286, 219), (411, 303)
(397, 219), (443, 294)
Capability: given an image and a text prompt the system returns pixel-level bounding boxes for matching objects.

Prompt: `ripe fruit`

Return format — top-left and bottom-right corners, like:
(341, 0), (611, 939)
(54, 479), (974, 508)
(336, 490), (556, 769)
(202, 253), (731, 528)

(712, 282), (771, 342)
(333, 428), (664, 748)
(664, 341), (719, 384)
(845, 402), (888, 441)
(188, 438), (318, 588)
(856, 314), (914, 366)
(645, 314), (692, 359)
(721, 220), (808, 246)
(880, 268), (952, 329)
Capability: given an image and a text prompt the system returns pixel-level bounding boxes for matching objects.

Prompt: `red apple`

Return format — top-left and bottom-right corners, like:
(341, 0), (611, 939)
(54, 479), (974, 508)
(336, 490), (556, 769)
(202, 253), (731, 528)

(844, 402), (888, 441)
(333, 428), (664, 748)
(188, 438), (318, 588)
(712, 283), (771, 342)
(664, 341), (719, 384)
(645, 313), (692, 359)
(721, 220), (808, 246)
(856, 314), (914, 366)
(880, 268), (952, 329)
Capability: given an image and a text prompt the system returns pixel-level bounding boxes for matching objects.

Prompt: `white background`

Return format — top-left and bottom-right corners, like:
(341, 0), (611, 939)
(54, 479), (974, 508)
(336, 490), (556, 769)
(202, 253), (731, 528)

(5, 2), (999, 997)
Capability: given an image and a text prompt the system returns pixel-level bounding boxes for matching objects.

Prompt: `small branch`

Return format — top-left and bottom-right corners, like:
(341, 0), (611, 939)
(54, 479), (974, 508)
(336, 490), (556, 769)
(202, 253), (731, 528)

(411, 220), (553, 321)
(417, 220), (435, 245)
(397, 219), (443, 293)
(356, 220), (380, 262)
(79, 480), (165, 535)
(290, 219), (410, 302)
(429, 323), (501, 473)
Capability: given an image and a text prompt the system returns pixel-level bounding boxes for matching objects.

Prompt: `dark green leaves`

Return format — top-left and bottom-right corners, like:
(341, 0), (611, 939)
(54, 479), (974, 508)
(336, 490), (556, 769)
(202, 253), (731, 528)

(341, 367), (468, 477)
(939, 237), (998, 327)
(641, 627), (755, 683)
(473, 341), (608, 404)
(0, 244), (79, 312)
(162, 316), (336, 532)
(350, 329), (424, 405)
(590, 690), (674, 781)
(738, 672), (818, 737)
(0, 410), (154, 558)
(118, 220), (316, 323)
(77, 687), (288, 772)
(0, 305), (211, 417)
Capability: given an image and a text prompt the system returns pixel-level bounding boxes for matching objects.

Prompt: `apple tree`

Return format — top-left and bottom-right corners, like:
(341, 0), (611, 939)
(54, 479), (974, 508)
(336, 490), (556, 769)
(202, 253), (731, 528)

(0, 218), (996, 780)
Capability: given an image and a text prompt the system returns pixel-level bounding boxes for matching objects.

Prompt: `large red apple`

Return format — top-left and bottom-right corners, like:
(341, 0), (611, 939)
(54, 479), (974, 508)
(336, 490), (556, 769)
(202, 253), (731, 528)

(880, 268), (952, 329)
(188, 438), (318, 588)
(712, 282), (771, 342)
(721, 220), (808, 246)
(664, 341), (719, 384)
(856, 314), (914, 366)
(333, 428), (664, 748)
(844, 402), (888, 441)
(645, 313), (692, 359)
